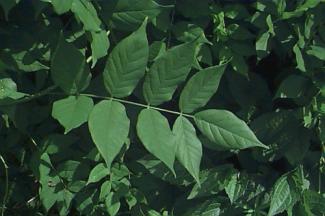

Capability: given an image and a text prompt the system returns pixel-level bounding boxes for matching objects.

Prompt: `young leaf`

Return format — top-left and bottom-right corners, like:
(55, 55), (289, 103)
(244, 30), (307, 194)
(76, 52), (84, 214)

(136, 109), (176, 174)
(71, 0), (101, 32)
(256, 31), (270, 58)
(87, 163), (109, 185)
(88, 100), (130, 170)
(51, 35), (91, 94)
(306, 45), (325, 60)
(293, 44), (306, 72)
(143, 41), (196, 105)
(173, 115), (202, 184)
(194, 109), (267, 150)
(103, 19), (148, 98)
(179, 63), (227, 113)
(52, 96), (94, 134)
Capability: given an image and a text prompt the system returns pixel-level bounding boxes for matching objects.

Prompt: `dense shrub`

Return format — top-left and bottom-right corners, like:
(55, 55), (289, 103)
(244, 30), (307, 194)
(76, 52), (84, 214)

(0, 0), (324, 215)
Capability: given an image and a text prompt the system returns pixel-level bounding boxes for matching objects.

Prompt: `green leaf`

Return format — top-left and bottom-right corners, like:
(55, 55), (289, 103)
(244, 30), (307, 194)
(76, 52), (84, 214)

(71, 0), (101, 32)
(57, 189), (74, 216)
(173, 116), (202, 184)
(282, 0), (321, 19)
(231, 53), (249, 77)
(0, 78), (25, 100)
(103, 19), (148, 98)
(274, 75), (311, 99)
(303, 190), (325, 214)
(225, 172), (264, 204)
(88, 100), (130, 170)
(182, 199), (221, 216)
(110, 0), (164, 31)
(105, 192), (121, 216)
(176, 0), (210, 18)
(149, 41), (166, 62)
(136, 109), (176, 174)
(306, 45), (325, 60)
(138, 155), (193, 186)
(293, 44), (306, 72)
(52, 96), (94, 134)
(143, 41), (196, 105)
(194, 109), (267, 150)
(179, 63), (227, 113)
(268, 174), (298, 216)
(51, 0), (73, 14)
(256, 31), (270, 58)
(173, 22), (211, 44)
(99, 180), (112, 201)
(38, 153), (61, 211)
(188, 165), (236, 199)
(51, 34), (91, 94)
(87, 163), (109, 185)
(56, 160), (89, 181)
(90, 30), (109, 67)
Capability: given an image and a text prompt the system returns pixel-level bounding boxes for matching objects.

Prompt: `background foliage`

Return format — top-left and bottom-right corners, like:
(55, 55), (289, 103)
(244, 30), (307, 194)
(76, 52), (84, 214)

(0, 0), (325, 215)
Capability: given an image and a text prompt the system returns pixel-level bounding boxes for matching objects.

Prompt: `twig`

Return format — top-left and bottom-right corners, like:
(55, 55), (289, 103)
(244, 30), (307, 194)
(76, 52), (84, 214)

(0, 155), (9, 216)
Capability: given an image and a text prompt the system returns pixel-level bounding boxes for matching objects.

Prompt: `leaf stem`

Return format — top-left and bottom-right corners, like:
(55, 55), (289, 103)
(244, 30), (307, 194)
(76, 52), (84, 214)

(49, 92), (194, 119)
(2, 85), (195, 119)
(0, 154), (9, 216)
(79, 93), (195, 119)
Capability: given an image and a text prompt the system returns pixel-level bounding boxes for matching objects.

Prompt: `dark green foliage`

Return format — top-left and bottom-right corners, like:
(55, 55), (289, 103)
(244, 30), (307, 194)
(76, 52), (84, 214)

(0, 0), (324, 215)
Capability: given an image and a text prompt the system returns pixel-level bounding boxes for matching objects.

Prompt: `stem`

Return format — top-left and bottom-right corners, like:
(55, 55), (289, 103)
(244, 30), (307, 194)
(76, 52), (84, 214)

(319, 153), (324, 194)
(319, 166), (322, 194)
(3, 85), (195, 119)
(0, 155), (9, 216)
(2, 85), (58, 106)
(167, 4), (176, 48)
(77, 93), (195, 119)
